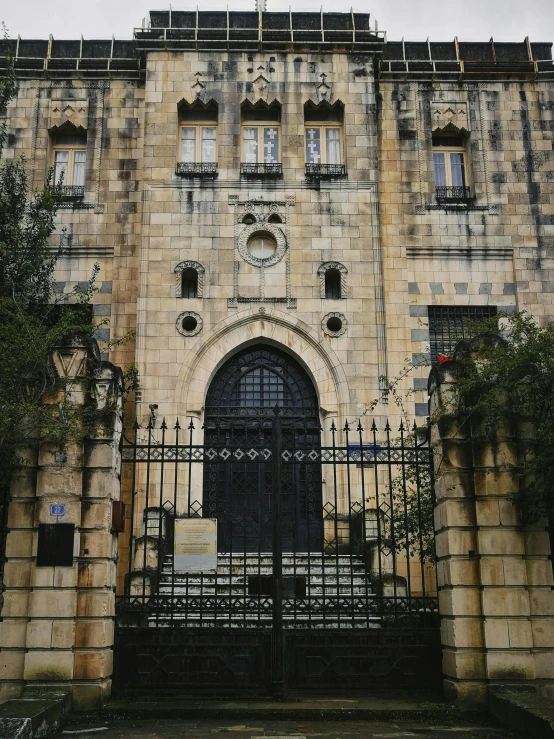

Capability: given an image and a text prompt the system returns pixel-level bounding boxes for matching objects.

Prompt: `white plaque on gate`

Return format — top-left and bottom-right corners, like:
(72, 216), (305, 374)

(174, 518), (217, 572)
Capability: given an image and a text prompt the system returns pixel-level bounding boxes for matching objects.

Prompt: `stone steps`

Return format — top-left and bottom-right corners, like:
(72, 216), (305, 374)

(147, 552), (379, 627)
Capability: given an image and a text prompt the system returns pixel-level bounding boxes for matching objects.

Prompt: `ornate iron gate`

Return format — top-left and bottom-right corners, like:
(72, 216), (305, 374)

(114, 408), (441, 694)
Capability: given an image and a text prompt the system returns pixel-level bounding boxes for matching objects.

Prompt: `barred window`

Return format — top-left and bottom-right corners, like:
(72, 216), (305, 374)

(428, 306), (497, 364)
(325, 269), (341, 299)
(180, 268), (198, 299)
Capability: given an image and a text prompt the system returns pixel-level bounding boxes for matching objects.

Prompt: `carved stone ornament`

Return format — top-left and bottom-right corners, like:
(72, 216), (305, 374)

(322, 312), (348, 338)
(48, 98), (89, 131)
(176, 311), (203, 337)
(316, 73), (332, 104)
(92, 365), (122, 411)
(430, 101), (469, 135)
(51, 347), (88, 380)
(237, 222), (287, 268)
(174, 260), (205, 298)
(317, 261), (348, 299)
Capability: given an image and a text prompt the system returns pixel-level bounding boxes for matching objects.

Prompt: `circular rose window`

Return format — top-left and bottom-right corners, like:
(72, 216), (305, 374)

(247, 233), (277, 261)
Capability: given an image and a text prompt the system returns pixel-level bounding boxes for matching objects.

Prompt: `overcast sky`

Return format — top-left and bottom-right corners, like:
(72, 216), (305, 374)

(2, 0), (553, 44)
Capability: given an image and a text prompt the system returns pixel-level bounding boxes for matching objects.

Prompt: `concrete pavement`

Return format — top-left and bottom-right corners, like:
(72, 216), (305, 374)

(54, 717), (517, 739)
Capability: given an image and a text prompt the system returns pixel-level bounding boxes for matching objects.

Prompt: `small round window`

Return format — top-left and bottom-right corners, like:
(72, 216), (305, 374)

(247, 233), (277, 260)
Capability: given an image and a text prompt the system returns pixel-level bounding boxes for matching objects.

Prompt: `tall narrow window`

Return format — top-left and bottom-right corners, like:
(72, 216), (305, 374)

(181, 268), (198, 299)
(177, 101), (218, 176)
(432, 135), (470, 201)
(51, 128), (87, 195)
(304, 102), (345, 178)
(240, 103), (282, 177)
(325, 269), (341, 299)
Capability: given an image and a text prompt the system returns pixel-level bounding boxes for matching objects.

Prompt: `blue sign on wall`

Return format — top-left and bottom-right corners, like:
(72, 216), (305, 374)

(50, 504), (66, 516)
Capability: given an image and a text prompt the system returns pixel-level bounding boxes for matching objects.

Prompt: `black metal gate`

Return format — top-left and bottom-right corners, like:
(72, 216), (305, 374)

(114, 411), (441, 694)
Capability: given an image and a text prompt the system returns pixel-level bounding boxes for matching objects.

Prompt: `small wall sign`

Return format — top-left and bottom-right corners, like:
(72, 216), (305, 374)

(50, 504), (66, 516)
(174, 518), (217, 572)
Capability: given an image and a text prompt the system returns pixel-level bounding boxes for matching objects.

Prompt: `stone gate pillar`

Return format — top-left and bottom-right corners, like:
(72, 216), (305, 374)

(0, 339), (123, 709)
(429, 340), (554, 707)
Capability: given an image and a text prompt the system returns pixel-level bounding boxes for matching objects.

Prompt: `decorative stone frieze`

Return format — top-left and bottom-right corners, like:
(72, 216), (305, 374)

(430, 101), (469, 134)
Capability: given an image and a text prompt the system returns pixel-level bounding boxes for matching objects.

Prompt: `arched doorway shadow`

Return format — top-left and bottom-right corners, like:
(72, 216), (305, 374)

(203, 344), (323, 553)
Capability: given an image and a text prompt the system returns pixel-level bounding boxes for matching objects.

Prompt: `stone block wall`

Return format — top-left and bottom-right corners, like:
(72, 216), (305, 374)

(0, 342), (123, 709)
(429, 356), (554, 705)
(1, 80), (144, 373)
(380, 78), (554, 418)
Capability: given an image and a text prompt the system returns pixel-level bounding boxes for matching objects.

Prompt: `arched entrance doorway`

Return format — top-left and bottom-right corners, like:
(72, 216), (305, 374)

(203, 344), (323, 553)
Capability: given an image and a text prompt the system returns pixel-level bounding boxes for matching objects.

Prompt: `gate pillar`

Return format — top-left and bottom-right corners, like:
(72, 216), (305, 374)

(0, 340), (123, 709)
(429, 349), (554, 707)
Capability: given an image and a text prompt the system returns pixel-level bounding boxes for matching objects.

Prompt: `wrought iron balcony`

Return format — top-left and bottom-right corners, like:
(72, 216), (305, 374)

(175, 162), (218, 178)
(305, 163), (346, 180)
(435, 186), (473, 203)
(50, 185), (85, 200)
(240, 163), (283, 178)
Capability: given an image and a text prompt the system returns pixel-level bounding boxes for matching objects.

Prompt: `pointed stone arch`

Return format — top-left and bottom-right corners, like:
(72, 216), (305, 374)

(174, 307), (349, 420)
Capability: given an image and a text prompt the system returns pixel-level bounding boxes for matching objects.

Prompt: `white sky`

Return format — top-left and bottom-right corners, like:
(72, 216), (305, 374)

(1, 0), (553, 44)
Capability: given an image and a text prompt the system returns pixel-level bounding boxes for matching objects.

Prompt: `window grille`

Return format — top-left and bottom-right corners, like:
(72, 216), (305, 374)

(181, 268), (198, 299)
(325, 269), (341, 299)
(428, 306), (497, 364)
(232, 366), (293, 407)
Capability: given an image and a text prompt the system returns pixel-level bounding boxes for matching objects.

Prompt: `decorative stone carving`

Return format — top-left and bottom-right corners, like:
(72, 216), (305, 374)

(315, 73), (332, 103)
(174, 260), (205, 298)
(237, 222), (287, 268)
(176, 311), (203, 337)
(322, 312), (347, 337)
(92, 365), (123, 412)
(317, 261), (348, 299)
(48, 98), (89, 131)
(430, 101), (469, 134)
(253, 75), (271, 102)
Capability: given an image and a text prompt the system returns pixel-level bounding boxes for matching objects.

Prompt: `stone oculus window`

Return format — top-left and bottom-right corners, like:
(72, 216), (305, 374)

(177, 100), (218, 176)
(240, 102), (282, 177)
(50, 125), (87, 198)
(432, 133), (472, 202)
(304, 101), (345, 179)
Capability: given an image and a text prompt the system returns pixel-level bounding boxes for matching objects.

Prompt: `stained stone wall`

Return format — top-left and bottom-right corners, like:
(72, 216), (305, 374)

(0, 341), (124, 708)
(133, 50), (383, 427)
(1, 10), (554, 705)
(429, 349), (554, 706)
(0, 79), (143, 373)
(379, 79), (554, 416)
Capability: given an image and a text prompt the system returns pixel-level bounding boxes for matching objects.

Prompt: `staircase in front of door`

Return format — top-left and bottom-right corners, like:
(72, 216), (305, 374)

(151, 553), (382, 628)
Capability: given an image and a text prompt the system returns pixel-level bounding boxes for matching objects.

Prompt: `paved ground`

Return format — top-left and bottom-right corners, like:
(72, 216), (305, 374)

(55, 718), (518, 739)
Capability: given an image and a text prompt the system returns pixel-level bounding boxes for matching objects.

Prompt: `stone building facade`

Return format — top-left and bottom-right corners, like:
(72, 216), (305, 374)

(2, 15), (553, 429)
(1, 9), (554, 706)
